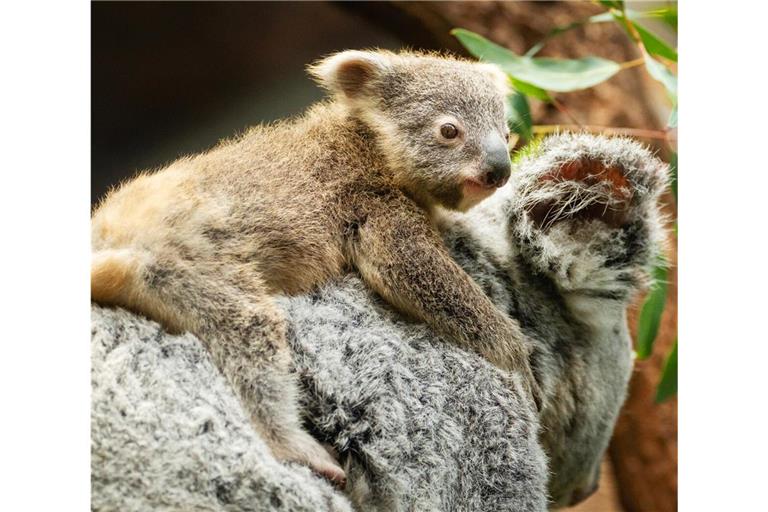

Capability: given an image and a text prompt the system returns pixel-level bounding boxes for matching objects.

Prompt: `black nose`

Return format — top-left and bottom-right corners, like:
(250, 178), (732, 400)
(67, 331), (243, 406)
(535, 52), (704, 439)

(482, 136), (511, 188)
(483, 163), (510, 188)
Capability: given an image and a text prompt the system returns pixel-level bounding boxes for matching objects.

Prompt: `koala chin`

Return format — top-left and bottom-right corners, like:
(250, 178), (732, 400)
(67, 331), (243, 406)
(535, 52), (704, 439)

(91, 49), (541, 483)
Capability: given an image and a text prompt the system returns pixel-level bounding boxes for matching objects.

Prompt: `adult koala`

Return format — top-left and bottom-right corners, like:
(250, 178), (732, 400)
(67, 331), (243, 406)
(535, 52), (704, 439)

(91, 133), (668, 511)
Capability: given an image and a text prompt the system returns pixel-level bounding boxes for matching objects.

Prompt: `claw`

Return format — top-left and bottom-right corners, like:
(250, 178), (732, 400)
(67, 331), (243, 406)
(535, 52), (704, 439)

(312, 461), (347, 489)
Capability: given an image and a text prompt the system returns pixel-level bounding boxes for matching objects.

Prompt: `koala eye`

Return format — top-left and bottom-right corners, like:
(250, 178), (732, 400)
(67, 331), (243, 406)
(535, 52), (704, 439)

(440, 123), (459, 139)
(505, 132), (511, 143)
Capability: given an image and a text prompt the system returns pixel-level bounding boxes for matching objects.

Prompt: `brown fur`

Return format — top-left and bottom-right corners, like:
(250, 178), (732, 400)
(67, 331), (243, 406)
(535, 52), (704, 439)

(91, 250), (135, 304)
(91, 50), (538, 483)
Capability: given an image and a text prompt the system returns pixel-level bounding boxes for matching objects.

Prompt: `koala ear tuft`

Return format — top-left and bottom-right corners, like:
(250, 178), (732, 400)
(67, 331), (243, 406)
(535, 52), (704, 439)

(309, 50), (390, 99)
(478, 63), (512, 98)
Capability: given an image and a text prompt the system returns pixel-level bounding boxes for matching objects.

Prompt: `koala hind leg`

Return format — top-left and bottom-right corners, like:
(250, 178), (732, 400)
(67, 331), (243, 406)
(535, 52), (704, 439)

(91, 249), (346, 485)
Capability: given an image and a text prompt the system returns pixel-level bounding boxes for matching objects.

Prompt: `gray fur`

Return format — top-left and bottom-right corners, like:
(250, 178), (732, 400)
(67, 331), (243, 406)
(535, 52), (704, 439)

(91, 306), (354, 512)
(91, 134), (667, 510)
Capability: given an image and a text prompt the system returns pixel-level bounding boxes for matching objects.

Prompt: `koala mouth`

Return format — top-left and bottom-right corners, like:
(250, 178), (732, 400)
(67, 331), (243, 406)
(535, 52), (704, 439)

(457, 177), (503, 211)
(462, 178), (498, 196)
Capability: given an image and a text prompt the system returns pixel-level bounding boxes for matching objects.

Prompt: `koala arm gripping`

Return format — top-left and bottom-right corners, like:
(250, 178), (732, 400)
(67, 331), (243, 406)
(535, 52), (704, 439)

(351, 197), (541, 408)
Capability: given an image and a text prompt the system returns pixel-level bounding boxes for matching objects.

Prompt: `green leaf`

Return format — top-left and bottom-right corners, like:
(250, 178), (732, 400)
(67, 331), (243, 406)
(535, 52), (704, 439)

(655, 339), (678, 403)
(599, 0), (624, 9)
(512, 56), (622, 92)
(509, 76), (551, 102)
(452, 28), (622, 92)
(634, 22), (677, 62)
(507, 91), (533, 142)
(595, 8), (676, 25)
(636, 262), (669, 359)
(667, 103), (677, 129)
(598, 9), (677, 62)
(589, 11), (616, 23)
(643, 6), (678, 32)
(644, 53), (677, 101)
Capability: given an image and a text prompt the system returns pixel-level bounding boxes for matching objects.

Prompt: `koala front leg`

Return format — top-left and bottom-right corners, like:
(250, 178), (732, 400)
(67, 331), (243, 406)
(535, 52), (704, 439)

(351, 198), (542, 408)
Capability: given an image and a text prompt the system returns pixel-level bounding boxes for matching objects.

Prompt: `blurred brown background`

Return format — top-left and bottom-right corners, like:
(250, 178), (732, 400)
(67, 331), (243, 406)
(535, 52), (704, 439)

(92, 2), (677, 511)
(92, 2), (403, 204)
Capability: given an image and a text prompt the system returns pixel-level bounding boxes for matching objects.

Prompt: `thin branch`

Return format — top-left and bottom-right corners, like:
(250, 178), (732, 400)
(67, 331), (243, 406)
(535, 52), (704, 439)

(619, 57), (645, 70)
(533, 124), (675, 141)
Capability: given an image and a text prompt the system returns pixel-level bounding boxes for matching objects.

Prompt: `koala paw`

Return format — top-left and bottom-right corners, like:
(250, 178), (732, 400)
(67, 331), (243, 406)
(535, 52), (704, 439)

(524, 158), (634, 230)
(507, 133), (669, 291)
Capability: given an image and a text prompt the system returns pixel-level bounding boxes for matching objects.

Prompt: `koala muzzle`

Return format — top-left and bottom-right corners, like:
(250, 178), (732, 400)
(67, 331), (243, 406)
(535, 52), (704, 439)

(482, 136), (512, 188)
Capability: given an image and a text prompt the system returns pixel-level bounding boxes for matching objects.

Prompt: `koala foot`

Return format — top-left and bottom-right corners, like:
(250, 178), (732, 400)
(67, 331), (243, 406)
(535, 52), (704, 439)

(273, 428), (347, 488)
(511, 134), (667, 233)
(525, 158), (633, 230)
(508, 134), (668, 292)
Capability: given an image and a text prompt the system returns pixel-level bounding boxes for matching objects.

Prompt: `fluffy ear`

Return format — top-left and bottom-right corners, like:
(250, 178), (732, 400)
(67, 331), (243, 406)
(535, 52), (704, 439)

(478, 63), (511, 98)
(308, 50), (390, 99)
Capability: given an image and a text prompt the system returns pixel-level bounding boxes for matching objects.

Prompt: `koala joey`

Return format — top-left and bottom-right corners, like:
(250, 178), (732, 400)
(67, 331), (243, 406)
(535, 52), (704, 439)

(91, 50), (542, 483)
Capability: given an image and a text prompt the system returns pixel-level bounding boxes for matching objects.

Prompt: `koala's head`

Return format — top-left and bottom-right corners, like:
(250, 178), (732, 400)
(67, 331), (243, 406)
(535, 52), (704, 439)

(310, 50), (512, 211)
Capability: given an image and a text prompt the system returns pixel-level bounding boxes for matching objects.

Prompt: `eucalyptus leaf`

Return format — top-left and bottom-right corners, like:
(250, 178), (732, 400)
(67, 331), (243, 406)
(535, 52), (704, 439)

(594, 8), (677, 25)
(655, 339), (678, 403)
(668, 103), (677, 129)
(644, 53), (677, 101)
(599, 0), (624, 9)
(609, 9), (678, 60)
(452, 29), (622, 92)
(589, 11), (615, 23)
(510, 76), (551, 102)
(636, 262), (669, 359)
(644, 6), (678, 31)
(507, 91), (533, 142)
(635, 22), (678, 62)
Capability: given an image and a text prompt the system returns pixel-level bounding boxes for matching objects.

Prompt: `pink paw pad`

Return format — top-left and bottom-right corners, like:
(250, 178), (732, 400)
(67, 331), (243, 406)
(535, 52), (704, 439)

(527, 159), (632, 229)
